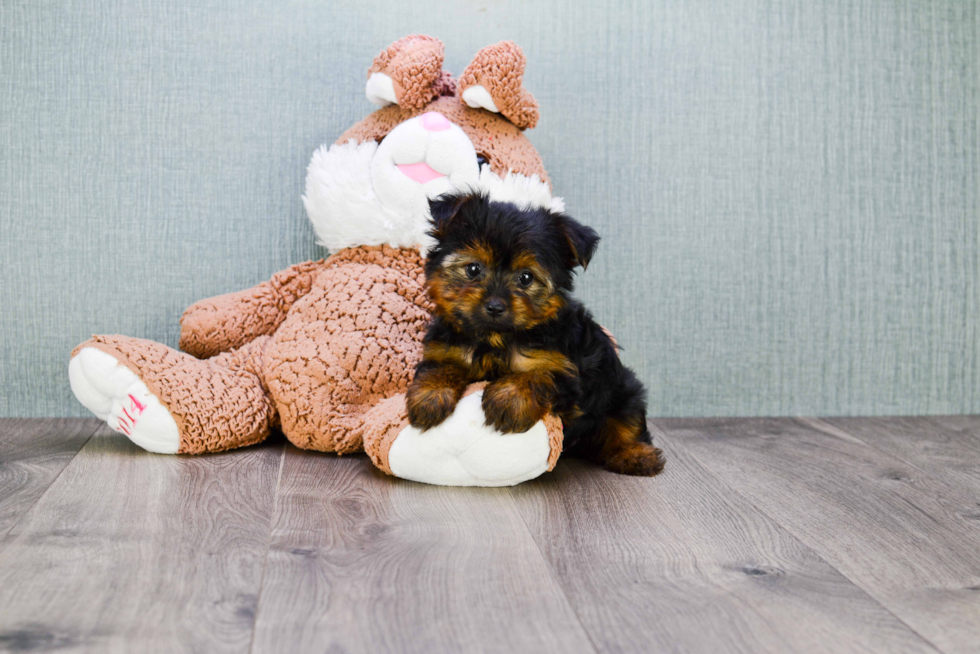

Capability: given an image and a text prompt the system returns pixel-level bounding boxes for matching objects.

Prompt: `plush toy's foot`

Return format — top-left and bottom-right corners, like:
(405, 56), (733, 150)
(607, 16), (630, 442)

(69, 335), (276, 454)
(364, 386), (563, 487)
(69, 347), (180, 453)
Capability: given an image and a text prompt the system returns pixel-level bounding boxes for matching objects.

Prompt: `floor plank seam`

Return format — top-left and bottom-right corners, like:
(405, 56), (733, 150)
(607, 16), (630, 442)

(247, 442), (288, 654)
(649, 421), (949, 654)
(0, 421), (101, 546)
(505, 488), (603, 654)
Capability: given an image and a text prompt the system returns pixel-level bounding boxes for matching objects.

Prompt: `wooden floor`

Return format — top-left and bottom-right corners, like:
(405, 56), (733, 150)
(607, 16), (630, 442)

(1, 417), (978, 653)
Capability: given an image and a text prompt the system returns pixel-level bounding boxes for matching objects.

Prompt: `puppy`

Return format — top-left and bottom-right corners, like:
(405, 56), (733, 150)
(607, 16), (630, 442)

(406, 192), (664, 476)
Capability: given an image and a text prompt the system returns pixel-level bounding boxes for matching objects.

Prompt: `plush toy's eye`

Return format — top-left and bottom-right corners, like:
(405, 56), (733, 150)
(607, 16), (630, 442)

(518, 271), (535, 287)
(465, 263), (483, 279)
(476, 154), (488, 168)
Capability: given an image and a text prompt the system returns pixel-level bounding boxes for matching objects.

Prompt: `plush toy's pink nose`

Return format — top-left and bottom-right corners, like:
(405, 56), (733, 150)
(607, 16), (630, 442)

(420, 111), (451, 132)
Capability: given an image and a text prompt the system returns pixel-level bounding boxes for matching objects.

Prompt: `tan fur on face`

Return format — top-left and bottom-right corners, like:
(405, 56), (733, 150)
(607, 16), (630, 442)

(431, 240), (567, 335)
(427, 243), (496, 328)
(508, 251), (564, 330)
(512, 252), (555, 295)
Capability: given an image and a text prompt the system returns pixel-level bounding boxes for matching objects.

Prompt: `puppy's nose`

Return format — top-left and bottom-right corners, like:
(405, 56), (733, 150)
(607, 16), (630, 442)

(420, 111), (451, 132)
(485, 298), (506, 318)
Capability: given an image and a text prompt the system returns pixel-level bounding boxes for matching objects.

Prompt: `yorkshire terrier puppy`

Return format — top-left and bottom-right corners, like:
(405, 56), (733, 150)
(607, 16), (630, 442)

(406, 192), (664, 476)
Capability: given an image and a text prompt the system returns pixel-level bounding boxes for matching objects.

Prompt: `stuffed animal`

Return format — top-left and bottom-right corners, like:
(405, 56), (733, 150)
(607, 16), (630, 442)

(68, 35), (567, 486)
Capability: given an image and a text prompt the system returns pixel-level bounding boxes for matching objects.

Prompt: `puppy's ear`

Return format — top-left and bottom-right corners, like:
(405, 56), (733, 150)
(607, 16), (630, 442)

(559, 215), (600, 270)
(428, 192), (480, 237)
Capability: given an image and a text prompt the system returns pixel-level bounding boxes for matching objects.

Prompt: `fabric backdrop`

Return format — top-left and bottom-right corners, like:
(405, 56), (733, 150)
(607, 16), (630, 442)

(2, 0), (977, 417)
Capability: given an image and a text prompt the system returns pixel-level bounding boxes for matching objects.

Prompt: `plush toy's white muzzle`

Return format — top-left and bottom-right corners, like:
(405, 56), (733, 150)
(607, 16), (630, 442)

(370, 112), (481, 221)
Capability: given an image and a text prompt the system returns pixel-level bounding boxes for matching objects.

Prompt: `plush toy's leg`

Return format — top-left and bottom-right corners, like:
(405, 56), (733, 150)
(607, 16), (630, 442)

(362, 384), (563, 487)
(69, 335), (276, 454)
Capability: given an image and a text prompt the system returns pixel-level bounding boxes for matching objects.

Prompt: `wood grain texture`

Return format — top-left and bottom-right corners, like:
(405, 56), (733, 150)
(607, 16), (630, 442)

(0, 418), (99, 542)
(4, 418), (980, 653)
(0, 427), (283, 654)
(251, 446), (595, 654)
(655, 417), (980, 654)
(815, 416), (980, 509)
(924, 415), (980, 439)
(511, 438), (939, 654)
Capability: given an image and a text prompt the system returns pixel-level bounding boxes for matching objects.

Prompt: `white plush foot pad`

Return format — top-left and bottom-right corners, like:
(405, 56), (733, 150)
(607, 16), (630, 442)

(69, 348), (180, 453)
(388, 391), (552, 487)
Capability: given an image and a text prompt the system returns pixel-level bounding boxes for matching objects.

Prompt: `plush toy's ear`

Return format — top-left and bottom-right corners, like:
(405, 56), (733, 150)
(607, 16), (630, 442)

(559, 214), (600, 270)
(458, 41), (540, 130)
(365, 35), (455, 109)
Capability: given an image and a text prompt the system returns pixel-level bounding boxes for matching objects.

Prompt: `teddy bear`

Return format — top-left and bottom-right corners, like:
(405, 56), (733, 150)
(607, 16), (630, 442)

(68, 35), (568, 487)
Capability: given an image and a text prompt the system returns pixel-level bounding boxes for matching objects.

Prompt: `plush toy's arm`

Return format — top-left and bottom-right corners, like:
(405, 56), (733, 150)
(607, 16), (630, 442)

(179, 260), (326, 358)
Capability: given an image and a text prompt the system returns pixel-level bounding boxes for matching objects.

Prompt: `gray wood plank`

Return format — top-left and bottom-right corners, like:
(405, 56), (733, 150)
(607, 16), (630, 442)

(510, 435), (939, 654)
(655, 417), (980, 654)
(0, 426), (283, 654)
(814, 416), (980, 512)
(251, 446), (595, 654)
(0, 418), (100, 541)
(921, 415), (980, 442)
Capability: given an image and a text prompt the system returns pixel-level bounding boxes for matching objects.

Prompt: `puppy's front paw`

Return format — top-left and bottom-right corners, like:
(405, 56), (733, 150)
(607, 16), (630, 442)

(482, 380), (547, 434)
(407, 382), (461, 430)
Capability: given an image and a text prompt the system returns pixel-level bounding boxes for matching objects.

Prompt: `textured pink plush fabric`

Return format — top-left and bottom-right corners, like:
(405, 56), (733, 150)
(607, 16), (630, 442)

(263, 246), (432, 454)
(368, 34), (447, 110)
(459, 41), (540, 130)
(179, 260), (328, 359)
(362, 394), (411, 475)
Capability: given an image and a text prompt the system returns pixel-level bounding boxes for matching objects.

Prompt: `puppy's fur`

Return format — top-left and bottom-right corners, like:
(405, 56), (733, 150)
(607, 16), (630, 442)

(406, 192), (664, 476)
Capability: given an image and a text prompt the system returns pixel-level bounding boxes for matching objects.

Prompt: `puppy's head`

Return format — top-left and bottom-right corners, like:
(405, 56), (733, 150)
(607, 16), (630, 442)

(424, 192), (599, 335)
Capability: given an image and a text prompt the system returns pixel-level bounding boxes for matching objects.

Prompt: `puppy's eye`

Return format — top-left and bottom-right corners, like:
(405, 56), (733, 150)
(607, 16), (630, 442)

(476, 154), (488, 168)
(465, 263), (483, 279)
(518, 271), (535, 287)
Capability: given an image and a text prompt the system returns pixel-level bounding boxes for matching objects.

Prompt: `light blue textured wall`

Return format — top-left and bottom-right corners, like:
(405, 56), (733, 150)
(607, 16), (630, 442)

(1, 0), (977, 417)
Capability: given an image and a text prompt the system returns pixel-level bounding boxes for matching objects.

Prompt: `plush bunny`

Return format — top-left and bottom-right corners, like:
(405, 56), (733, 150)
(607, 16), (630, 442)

(68, 35), (566, 486)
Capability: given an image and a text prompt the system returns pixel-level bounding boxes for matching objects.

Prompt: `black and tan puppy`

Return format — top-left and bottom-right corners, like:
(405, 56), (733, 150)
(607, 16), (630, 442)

(406, 192), (664, 476)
